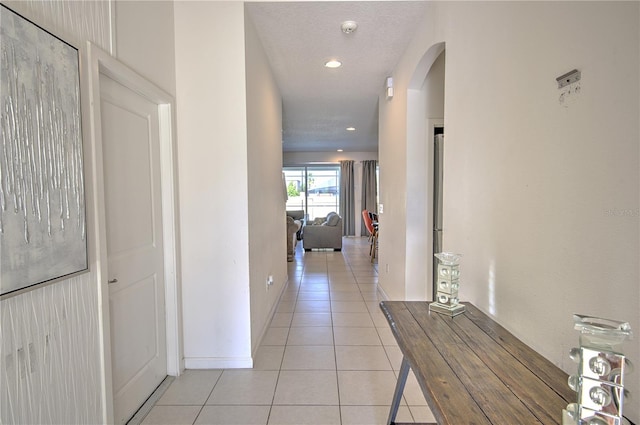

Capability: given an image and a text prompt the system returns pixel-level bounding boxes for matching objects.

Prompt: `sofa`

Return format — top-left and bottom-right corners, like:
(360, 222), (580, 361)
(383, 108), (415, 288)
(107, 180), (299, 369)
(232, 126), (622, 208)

(286, 210), (305, 240)
(302, 212), (343, 251)
(286, 216), (302, 261)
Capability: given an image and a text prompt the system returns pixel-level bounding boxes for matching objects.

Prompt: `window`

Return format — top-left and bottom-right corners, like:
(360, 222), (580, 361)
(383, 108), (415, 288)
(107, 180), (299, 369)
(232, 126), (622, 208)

(284, 165), (340, 221)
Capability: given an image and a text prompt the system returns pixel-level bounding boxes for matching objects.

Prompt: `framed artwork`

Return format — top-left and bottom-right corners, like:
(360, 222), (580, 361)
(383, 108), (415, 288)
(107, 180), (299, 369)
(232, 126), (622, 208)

(1, 4), (88, 297)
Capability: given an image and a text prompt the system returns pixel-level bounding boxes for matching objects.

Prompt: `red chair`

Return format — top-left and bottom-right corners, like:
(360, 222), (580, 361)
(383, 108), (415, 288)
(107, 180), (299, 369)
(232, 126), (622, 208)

(362, 210), (378, 262)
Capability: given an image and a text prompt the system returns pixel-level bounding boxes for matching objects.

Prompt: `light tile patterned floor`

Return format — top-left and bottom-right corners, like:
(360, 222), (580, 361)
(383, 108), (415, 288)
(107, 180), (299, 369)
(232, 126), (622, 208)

(139, 237), (435, 425)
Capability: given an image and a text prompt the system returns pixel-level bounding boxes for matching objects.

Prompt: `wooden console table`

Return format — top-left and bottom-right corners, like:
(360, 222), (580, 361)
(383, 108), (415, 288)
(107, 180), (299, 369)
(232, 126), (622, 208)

(379, 301), (575, 425)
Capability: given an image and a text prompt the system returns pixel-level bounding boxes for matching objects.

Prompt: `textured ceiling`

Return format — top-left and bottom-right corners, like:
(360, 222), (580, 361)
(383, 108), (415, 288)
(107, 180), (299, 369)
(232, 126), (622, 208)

(246, 2), (429, 152)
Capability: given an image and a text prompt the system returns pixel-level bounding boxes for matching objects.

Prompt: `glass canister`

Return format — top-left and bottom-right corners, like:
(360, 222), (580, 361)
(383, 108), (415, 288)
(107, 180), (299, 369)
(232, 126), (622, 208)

(429, 252), (465, 316)
(563, 314), (633, 425)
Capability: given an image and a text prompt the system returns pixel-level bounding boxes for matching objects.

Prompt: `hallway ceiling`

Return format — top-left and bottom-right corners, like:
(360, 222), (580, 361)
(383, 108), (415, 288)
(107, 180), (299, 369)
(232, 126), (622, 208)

(246, 2), (429, 153)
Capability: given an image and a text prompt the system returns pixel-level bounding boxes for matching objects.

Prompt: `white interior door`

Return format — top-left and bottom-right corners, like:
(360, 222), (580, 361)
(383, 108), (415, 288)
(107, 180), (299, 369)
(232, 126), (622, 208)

(100, 75), (167, 425)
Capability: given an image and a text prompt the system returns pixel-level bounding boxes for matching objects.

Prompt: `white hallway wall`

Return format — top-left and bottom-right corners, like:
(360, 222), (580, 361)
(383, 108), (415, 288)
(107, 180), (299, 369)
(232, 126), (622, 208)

(0, 0), (177, 423)
(174, 1), (252, 368)
(379, 2), (639, 423)
(175, 1), (286, 367)
(245, 7), (288, 353)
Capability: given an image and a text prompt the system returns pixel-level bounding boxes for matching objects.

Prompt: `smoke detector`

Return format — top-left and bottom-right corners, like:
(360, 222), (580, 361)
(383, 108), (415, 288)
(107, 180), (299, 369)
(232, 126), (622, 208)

(341, 20), (358, 34)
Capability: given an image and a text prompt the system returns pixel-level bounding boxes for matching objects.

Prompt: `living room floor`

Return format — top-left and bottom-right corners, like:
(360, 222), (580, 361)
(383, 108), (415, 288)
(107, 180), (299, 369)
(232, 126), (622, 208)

(137, 237), (435, 425)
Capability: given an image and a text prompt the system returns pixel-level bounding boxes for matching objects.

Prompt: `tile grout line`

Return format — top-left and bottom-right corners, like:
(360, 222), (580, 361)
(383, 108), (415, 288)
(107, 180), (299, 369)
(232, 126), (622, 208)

(328, 252), (343, 424)
(142, 238), (393, 425)
(266, 264), (300, 425)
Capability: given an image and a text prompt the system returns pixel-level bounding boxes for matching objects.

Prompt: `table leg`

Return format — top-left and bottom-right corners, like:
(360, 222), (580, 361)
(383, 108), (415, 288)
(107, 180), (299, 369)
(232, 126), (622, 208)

(387, 356), (411, 425)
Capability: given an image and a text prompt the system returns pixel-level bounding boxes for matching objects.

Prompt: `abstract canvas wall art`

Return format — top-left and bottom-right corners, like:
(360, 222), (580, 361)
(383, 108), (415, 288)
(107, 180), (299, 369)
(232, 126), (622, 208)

(1, 4), (87, 297)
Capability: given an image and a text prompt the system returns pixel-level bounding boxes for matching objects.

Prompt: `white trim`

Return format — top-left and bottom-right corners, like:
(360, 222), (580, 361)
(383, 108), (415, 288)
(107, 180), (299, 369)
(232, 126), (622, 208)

(426, 118), (444, 301)
(253, 275), (289, 359)
(82, 41), (113, 425)
(377, 284), (390, 302)
(83, 41), (183, 424)
(107, 0), (117, 57)
(158, 102), (184, 377)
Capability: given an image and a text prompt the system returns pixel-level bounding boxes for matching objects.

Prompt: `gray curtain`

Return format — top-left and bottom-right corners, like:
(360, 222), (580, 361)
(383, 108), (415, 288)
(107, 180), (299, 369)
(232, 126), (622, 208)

(361, 160), (378, 235)
(339, 160), (355, 236)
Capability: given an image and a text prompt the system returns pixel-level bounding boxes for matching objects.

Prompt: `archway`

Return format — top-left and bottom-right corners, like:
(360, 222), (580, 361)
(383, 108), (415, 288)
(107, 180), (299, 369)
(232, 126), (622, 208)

(404, 42), (446, 300)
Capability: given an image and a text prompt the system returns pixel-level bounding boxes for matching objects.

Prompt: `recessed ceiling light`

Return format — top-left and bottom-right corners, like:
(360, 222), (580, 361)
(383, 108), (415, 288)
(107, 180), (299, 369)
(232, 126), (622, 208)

(325, 60), (342, 68)
(346, 127), (356, 131)
(337, 149), (344, 152)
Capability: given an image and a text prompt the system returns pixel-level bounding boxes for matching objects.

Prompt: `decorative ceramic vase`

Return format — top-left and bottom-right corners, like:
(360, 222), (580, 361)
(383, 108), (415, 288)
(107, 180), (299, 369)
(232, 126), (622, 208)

(563, 314), (633, 425)
(429, 252), (465, 316)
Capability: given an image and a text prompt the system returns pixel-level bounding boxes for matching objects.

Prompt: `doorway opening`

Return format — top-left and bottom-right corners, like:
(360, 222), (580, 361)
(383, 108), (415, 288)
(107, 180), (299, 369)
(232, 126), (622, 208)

(405, 42), (445, 301)
(432, 126), (444, 301)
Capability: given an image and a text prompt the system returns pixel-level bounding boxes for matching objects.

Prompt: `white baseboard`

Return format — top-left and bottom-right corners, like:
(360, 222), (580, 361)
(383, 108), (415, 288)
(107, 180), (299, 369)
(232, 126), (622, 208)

(252, 278), (288, 360)
(377, 284), (390, 302)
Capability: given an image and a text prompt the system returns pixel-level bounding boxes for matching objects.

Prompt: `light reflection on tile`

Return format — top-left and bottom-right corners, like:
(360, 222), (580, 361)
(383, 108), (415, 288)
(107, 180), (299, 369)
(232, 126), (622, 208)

(141, 406), (200, 425)
(274, 370), (339, 405)
(287, 326), (334, 345)
(269, 405), (341, 425)
(141, 238), (435, 425)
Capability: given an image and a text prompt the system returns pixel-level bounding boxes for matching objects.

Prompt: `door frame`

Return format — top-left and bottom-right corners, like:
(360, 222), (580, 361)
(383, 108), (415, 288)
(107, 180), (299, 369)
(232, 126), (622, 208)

(429, 123), (444, 301)
(82, 42), (183, 423)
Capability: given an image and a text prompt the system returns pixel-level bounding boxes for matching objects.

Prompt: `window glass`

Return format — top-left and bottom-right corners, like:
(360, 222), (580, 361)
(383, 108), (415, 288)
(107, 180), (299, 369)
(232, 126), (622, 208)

(284, 165), (340, 220)
(284, 167), (306, 212)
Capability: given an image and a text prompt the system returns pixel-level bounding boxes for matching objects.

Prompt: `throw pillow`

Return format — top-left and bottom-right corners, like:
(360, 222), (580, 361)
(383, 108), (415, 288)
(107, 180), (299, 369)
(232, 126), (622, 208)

(326, 213), (340, 226)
